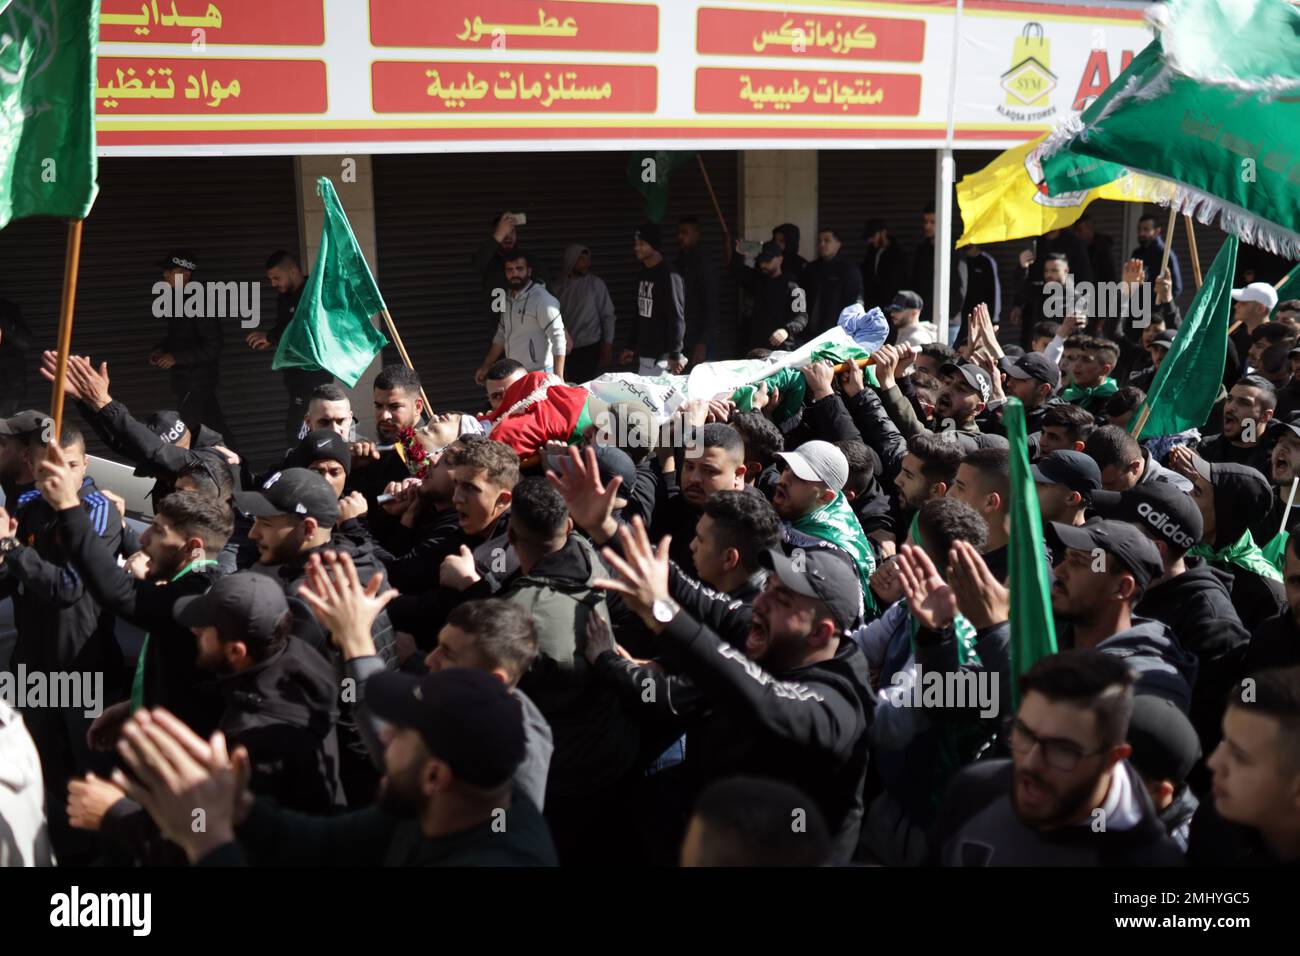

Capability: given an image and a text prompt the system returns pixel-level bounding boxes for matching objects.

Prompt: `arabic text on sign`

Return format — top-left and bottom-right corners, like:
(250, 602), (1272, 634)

(100, 1), (223, 36)
(97, 65), (242, 108)
(454, 8), (579, 43)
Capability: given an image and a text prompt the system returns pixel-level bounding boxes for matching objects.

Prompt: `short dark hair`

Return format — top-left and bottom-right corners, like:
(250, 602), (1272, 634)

(374, 364), (422, 396)
(486, 358), (526, 381)
(446, 599), (540, 685)
(817, 226), (840, 240)
(1018, 649), (1137, 748)
(1033, 321), (1061, 341)
(907, 431), (963, 486)
(179, 457), (235, 501)
(309, 383), (349, 405)
(678, 215), (700, 228)
(745, 348), (772, 360)
(1260, 344), (1292, 378)
(960, 447), (1010, 502)
(689, 776), (831, 867)
(1084, 424), (1142, 473)
(835, 440), (874, 499)
(694, 422), (744, 461)
(508, 477), (568, 548)
(1045, 252), (1069, 266)
(502, 249), (531, 268)
(1042, 403), (1096, 444)
(1103, 386), (1146, 419)
(1250, 323), (1295, 346)
(702, 490), (782, 572)
(446, 439), (520, 491)
(1081, 336), (1119, 368)
(265, 250), (301, 271)
(911, 371), (941, 406)
(729, 411), (784, 469)
(1138, 213), (1158, 226)
(157, 490), (235, 552)
(1227, 667), (1300, 772)
(919, 342), (958, 367)
(1234, 374), (1278, 412)
(916, 496), (988, 558)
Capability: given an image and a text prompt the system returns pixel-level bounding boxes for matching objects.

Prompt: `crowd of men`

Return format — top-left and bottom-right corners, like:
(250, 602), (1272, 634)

(2, 203), (1300, 870)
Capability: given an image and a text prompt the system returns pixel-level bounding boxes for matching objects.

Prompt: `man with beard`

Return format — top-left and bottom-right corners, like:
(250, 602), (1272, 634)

(622, 223), (687, 376)
(472, 212), (525, 316)
(595, 517), (873, 864)
(1045, 519), (1198, 712)
(729, 239), (809, 352)
(1089, 482), (1249, 768)
(1196, 376), (1276, 472)
(174, 572), (345, 813)
(990, 352), (1059, 440)
(1085, 425), (1192, 494)
(890, 431), (964, 540)
(885, 291), (936, 349)
(474, 251), (566, 383)
(1129, 213), (1183, 300)
(651, 420), (746, 577)
(347, 364), (426, 552)
(1169, 450), (1288, 632)
(1189, 665), (1300, 865)
(1266, 415), (1300, 535)
(110, 670), (557, 866)
(1012, 252), (1072, 351)
(482, 358), (527, 416)
(1032, 450), (1100, 527)
(932, 650), (1183, 866)
(771, 440), (875, 617)
(300, 384), (355, 442)
(875, 347), (990, 438)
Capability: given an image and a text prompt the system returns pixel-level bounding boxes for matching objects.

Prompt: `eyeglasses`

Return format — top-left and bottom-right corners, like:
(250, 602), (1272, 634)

(1006, 718), (1108, 772)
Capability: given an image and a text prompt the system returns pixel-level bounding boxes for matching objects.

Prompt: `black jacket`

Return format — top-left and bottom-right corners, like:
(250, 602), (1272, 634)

(932, 758), (1185, 866)
(732, 258), (808, 349)
(343, 447), (418, 554)
(54, 505), (225, 735)
(217, 636), (345, 815)
(1189, 795), (1298, 866)
(1136, 564), (1249, 748)
(654, 609), (874, 863)
(677, 246), (720, 355)
(862, 242), (908, 312)
(804, 249), (863, 338)
(154, 304), (223, 391)
(1195, 433), (1272, 473)
(1244, 610), (1300, 674)
(1092, 618), (1199, 714)
(627, 259), (686, 360)
(0, 481), (125, 687)
(0, 297), (31, 402)
(471, 235), (511, 314)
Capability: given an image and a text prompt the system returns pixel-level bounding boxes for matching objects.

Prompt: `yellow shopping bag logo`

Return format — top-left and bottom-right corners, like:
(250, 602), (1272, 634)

(1002, 23), (1056, 107)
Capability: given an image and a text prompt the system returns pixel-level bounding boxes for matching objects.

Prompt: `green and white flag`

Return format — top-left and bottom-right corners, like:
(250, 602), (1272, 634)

(1131, 236), (1238, 439)
(626, 150), (695, 224)
(273, 178), (390, 387)
(1041, 0), (1300, 258)
(0, 0), (99, 229)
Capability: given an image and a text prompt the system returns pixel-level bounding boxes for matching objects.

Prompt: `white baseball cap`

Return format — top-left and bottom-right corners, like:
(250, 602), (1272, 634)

(1231, 282), (1279, 311)
(775, 440), (849, 493)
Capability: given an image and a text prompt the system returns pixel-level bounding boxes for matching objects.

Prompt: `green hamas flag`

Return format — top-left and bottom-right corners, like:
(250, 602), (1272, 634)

(273, 178), (390, 387)
(626, 151), (695, 223)
(1040, 0), (1300, 258)
(1131, 236), (1238, 439)
(1274, 262), (1300, 314)
(0, 0), (99, 229)
(1004, 398), (1057, 708)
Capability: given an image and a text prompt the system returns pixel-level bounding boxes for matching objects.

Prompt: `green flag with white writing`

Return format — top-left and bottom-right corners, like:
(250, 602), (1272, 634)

(273, 178), (390, 387)
(1005, 398), (1057, 708)
(0, 0), (100, 229)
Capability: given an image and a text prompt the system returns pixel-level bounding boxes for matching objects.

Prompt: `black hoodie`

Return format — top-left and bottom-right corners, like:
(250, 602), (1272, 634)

(732, 255), (808, 350)
(1203, 462), (1288, 631)
(1244, 610), (1300, 674)
(1136, 565), (1249, 750)
(773, 223), (808, 285)
(803, 247), (864, 338)
(1065, 617), (1199, 714)
(653, 609), (874, 864)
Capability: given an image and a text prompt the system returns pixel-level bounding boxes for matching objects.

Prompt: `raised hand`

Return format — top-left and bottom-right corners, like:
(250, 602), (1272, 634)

(545, 445), (622, 544)
(592, 516), (672, 630)
(947, 540), (1010, 629)
(895, 543), (957, 631)
(297, 550), (396, 660)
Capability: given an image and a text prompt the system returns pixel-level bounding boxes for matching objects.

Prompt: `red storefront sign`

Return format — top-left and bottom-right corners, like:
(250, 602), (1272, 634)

(370, 0), (659, 52)
(696, 6), (925, 62)
(696, 67), (922, 116)
(372, 61), (657, 112)
(96, 57), (328, 114)
(99, 0), (325, 45)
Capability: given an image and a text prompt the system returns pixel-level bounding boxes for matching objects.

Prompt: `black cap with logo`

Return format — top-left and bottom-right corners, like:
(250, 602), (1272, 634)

(760, 546), (861, 632)
(1089, 482), (1203, 554)
(886, 290), (924, 313)
(0, 409), (51, 438)
(940, 362), (993, 404)
(288, 429), (352, 476)
(1031, 450), (1102, 496)
(1045, 518), (1165, 593)
(233, 467), (340, 526)
(1000, 351), (1061, 391)
(146, 410), (188, 445)
(157, 249), (198, 272)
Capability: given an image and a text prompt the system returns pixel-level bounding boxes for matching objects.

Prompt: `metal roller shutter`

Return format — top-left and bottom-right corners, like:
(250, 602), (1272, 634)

(0, 155), (299, 470)
(373, 150), (740, 413)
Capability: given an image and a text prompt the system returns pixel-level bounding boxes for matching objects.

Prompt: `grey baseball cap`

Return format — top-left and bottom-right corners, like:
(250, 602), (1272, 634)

(0, 409), (51, 438)
(775, 440), (849, 493)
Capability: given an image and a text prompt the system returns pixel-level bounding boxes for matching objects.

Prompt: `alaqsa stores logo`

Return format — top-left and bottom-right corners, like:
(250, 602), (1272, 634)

(998, 23), (1058, 123)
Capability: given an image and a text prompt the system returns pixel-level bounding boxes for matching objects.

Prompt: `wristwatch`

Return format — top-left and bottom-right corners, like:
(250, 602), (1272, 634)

(651, 597), (680, 625)
(0, 536), (21, 556)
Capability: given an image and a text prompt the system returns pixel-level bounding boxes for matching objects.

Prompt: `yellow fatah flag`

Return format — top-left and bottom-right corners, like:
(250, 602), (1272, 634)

(956, 133), (1176, 247)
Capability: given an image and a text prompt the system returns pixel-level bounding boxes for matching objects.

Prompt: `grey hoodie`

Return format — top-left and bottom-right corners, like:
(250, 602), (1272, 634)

(1093, 617), (1199, 714)
(551, 244), (617, 350)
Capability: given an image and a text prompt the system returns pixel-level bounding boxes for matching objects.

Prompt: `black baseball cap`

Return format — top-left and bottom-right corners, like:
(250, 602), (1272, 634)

(0, 409), (51, 438)
(1272, 412), (1300, 441)
(173, 572), (290, 645)
(755, 240), (783, 263)
(157, 249), (198, 272)
(1150, 329), (1176, 350)
(146, 410), (188, 445)
(760, 546), (861, 632)
(233, 467), (340, 526)
(1126, 695), (1201, 785)
(1031, 450), (1102, 495)
(634, 222), (662, 252)
(366, 668), (525, 788)
(1045, 518), (1164, 593)
(886, 290), (924, 313)
(862, 218), (888, 237)
(289, 429), (352, 476)
(940, 362), (993, 404)
(1089, 482), (1203, 554)
(1000, 351), (1061, 391)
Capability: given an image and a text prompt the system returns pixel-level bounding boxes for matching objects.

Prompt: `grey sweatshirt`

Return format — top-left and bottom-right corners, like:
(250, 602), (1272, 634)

(551, 244), (617, 350)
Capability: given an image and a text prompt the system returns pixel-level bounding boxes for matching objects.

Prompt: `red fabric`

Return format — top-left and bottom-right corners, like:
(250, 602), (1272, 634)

(479, 372), (588, 457)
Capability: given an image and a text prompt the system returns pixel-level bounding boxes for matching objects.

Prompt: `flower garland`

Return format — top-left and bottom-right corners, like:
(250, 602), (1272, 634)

(397, 425), (432, 479)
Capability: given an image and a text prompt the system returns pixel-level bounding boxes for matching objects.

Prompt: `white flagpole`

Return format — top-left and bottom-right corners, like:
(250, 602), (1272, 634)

(934, 0), (965, 346)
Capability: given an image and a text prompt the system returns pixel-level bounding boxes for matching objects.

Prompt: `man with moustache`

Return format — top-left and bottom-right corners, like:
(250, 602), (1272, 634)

(347, 364), (426, 552)
(651, 420), (747, 577)
(1196, 376), (1276, 473)
(932, 650), (1184, 866)
(474, 250), (567, 383)
(878, 349), (991, 438)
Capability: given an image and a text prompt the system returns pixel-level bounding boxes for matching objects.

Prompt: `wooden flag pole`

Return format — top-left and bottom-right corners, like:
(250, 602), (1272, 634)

(1275, 261), (1300, 291)
(1130, 403), (1153, 441)
(696, 154), (732, 246)
(50, 219), (86, 442)
(379, 306), (432, 417)
(1183, 214), (1203, 290)
(1281, 477), (1299, 537)
(1159, 205), (1178, 281)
